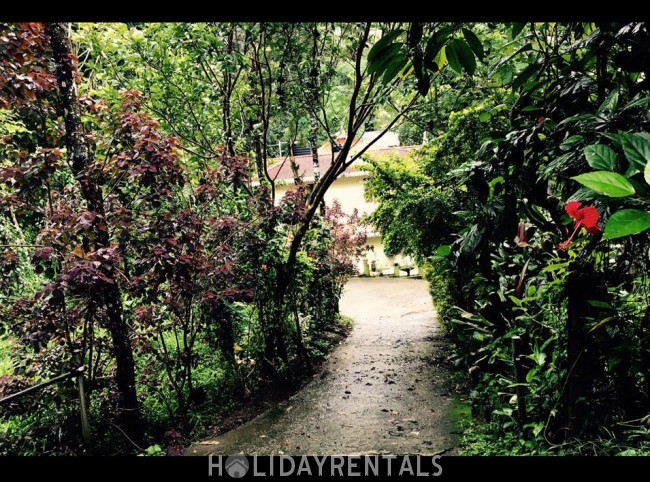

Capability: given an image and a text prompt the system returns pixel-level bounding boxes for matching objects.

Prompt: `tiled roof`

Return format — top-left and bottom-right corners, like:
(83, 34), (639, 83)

(265, 147), (414, 184)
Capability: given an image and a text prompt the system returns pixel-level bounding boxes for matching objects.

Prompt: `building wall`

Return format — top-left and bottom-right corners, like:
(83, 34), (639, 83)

(275, 176), (417, 276)
(322, 176), (375, 218)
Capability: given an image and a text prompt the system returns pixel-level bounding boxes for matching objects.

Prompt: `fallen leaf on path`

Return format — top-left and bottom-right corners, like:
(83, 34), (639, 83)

(199, 441), (220, 445)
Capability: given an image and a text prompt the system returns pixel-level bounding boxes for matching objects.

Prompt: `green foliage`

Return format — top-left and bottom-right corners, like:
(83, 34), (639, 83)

(577, 131), (650, 238)
(620, 132), (650, 176)
(604, 210), (650, 239)
(572, 171), (635, 197)
(0, 335), (13, 377)
(1, 22), (368, 455)
(371, 22), (650, 455)
(445, 39), (476, 75)
(141, 444), (165, 456)
(585, 145), (616, 171)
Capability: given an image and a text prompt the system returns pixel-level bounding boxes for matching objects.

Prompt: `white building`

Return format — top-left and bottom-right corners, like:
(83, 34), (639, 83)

(266, 132), (417, 276)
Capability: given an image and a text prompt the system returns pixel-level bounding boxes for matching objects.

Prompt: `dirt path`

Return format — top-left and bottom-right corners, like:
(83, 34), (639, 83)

(187, 277), (458, 456)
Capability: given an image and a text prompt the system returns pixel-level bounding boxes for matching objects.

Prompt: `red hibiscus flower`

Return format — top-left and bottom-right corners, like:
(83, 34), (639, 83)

(559, 201), (600, 250)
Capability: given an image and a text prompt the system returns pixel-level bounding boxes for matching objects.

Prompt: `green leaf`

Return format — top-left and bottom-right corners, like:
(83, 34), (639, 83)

(367, 30), (404, 64)
(526, 367), (538, 383)
(367, 43), (403, 75)
(602, 132), (622, 148)
(446, 39), (476, 75)
(621, 95), (650, 113)
(511, 22), (526, 39)
(423, 28), (452, 71)
(532, 352), (546, 366)
(381, 55), (409, 85)
(603, 209), (650, 239)
(532, 422), (544, 437)
(597, 89), (619, 114)
(645, 158), (650, 186)
(423, 40), (441, 72)
(620, 132), (650, 176)
(433, 45), (447, 70)
(588, 316), (616, 334)
(444, 43), (462, 74)
(436, 245), (452, 257)
(572, 171), (635, 198)
(542, 262), (569, 273)
(584, 144), (616, 171)
(512, 63), (540, 91)
(462, 28), (484, 60)
(561, 135), (583, 148)
(479, 112), (491, 122)
(587, 300), (611, 309)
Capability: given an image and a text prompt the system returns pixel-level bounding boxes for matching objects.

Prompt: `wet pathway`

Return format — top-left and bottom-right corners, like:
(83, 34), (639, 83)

(187, 277), (457, 455)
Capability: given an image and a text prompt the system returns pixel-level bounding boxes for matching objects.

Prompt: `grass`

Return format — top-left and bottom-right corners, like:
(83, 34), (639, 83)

(458, 415), (650, 455)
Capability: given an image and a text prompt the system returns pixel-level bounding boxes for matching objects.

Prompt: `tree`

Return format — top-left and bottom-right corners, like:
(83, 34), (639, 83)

(45, 22), (142, 438)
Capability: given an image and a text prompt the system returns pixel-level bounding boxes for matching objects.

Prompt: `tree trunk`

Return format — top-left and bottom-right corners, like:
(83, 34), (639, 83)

(565, 268), (596, 436)
(45, 22), (141, 440)
(309, 119), (325, 215)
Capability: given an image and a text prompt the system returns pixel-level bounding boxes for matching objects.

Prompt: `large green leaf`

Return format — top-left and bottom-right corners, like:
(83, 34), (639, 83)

(367, 43), (402, 75)
(584, 144), (616, 170)
(446, 39), (476, 75)
(423, 36), (443, 71)
(572, 171), (635, 197)
(645, 158), (650, 186)
(620, 132), (650, 176)
(462, 28), (484, 60)
(604, 209), (650, 239)
(367, 29), (404, 64)
(511, 22), (526, 39)
(445, 42), (462, 74)
(381, 54), (409, 85)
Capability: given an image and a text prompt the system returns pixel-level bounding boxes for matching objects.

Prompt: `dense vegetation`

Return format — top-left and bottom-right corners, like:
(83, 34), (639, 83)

(1, 21), (648, 456)
(368, 22), (650, 454)
(0, 22), (375, 455)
